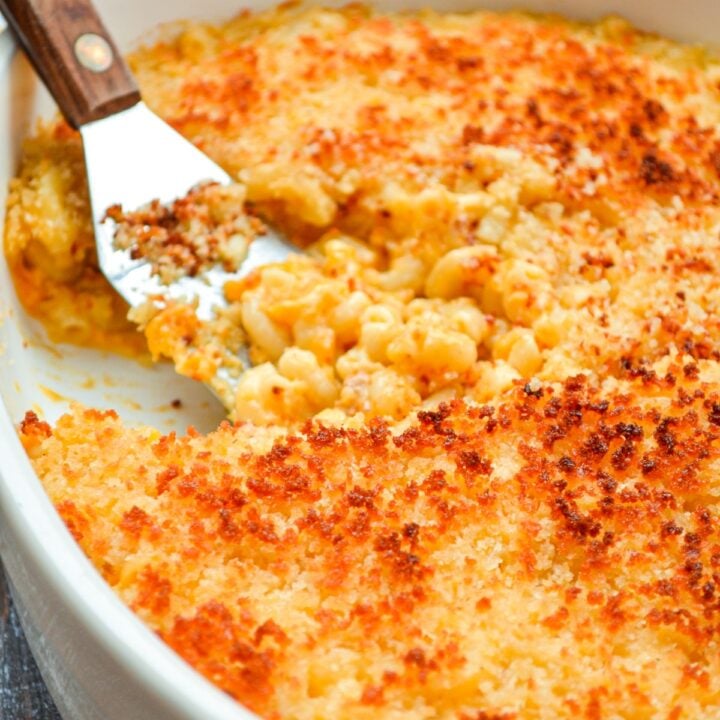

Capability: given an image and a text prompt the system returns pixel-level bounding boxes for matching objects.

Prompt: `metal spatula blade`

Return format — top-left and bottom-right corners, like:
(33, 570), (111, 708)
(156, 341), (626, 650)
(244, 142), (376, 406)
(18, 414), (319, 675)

(82, 102), (295, 321)
(0, 0), (296, 403)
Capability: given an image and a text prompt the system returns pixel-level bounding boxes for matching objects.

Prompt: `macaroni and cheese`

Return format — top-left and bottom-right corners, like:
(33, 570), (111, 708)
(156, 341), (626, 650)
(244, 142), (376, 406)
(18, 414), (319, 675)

(8, 4), (720, 718)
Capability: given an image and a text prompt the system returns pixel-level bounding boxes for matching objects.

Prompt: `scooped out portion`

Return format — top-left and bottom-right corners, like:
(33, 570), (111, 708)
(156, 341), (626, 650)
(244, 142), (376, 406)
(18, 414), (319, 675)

(8, 4), (720, 718)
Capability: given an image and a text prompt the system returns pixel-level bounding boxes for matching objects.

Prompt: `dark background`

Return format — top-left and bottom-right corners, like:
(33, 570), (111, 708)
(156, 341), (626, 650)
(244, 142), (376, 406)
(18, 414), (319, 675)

(1, 560), (61, 719)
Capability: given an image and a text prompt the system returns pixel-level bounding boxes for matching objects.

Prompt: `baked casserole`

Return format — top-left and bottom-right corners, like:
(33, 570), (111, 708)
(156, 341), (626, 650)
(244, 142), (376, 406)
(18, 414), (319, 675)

(7, 4), (720, 718)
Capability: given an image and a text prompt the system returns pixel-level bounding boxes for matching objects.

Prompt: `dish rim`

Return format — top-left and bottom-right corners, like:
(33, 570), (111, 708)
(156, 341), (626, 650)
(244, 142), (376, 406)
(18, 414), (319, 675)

(3, 0), (720, 715)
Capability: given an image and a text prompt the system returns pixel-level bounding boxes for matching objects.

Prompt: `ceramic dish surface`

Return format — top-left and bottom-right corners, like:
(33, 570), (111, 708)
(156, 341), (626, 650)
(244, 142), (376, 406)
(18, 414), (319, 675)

(1, 1), (720, 718)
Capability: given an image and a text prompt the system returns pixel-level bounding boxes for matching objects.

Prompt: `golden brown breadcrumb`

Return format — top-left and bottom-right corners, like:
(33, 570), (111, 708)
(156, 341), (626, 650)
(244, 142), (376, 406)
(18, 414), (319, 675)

(20, 367), (720, 719)
(107, 182), (263, 283)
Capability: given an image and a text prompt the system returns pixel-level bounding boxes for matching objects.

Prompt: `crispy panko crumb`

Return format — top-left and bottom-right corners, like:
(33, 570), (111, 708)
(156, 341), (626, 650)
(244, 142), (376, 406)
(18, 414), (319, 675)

(108, 182), (264, 283)
(20, 368), (720, 719)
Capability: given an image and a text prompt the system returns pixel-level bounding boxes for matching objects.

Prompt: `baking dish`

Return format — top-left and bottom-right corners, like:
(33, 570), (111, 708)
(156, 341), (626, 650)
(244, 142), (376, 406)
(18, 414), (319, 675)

(1, 1), (720, 718)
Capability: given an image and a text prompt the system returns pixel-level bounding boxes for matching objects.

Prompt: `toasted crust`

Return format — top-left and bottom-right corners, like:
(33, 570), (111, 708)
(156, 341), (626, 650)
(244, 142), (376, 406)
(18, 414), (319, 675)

(107, 182), (263, 283)
(20, 368), (720, 718)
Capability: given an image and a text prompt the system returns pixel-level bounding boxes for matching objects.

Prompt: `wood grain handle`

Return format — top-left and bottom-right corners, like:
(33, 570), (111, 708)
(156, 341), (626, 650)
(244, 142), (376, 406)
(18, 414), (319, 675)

(0, 0), (140, 127)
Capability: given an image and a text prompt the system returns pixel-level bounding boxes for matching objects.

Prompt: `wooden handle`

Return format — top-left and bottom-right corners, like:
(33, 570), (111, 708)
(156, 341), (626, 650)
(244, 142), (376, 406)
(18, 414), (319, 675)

(0, 0), (140, 127)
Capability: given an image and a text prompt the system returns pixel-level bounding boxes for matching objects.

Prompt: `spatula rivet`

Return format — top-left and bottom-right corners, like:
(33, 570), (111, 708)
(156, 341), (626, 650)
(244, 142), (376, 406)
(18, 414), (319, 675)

(74, 33), (113, 73)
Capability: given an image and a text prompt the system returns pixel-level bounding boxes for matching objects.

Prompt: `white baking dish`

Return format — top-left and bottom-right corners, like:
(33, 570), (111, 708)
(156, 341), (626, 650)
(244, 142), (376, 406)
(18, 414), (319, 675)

(1, 1), (719, 718)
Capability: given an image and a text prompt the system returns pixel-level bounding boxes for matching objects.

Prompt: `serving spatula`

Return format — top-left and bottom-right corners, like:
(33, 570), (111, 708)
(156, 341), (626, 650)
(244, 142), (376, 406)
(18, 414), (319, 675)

(0, 0), (296, 401)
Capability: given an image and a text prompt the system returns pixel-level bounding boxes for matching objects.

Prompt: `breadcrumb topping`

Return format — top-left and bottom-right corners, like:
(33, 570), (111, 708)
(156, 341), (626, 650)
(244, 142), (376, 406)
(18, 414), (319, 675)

(107, 182), (264, 283)
(19, 367), (720, 719)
